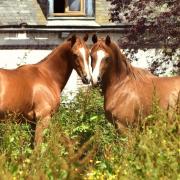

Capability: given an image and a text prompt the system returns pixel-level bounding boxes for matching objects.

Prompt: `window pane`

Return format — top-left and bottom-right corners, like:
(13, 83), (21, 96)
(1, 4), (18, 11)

(68, 0), (80, 11)
(54, 0), (65, 13)
(86, 0), (94, 17)
(48, 0), (54, 15)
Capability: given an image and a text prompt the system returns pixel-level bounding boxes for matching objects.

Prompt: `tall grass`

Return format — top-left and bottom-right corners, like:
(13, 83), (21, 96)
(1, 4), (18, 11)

(0, 88), (179, 179)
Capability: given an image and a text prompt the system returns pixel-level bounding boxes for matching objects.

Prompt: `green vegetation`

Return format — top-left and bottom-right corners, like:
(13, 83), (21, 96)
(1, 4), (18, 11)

(0, 88), (179, 179)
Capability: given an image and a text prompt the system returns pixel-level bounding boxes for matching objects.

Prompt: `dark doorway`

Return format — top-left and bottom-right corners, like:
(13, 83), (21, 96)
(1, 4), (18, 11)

(54, 0), (65, 13)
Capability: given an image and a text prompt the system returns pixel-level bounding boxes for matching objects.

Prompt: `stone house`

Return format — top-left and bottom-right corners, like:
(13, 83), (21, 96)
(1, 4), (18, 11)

(0, 0), (128, 96)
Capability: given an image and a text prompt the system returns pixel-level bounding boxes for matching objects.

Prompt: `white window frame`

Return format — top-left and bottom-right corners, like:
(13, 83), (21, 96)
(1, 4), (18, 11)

(49, 0), (85, 17)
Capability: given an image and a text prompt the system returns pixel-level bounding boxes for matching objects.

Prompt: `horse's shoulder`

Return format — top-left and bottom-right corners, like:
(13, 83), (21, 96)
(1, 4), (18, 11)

(105, 83), (140, 109)
(104, 88), (140, 124)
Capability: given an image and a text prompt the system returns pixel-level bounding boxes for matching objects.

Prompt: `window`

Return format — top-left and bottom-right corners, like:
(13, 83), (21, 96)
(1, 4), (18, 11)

(48, 0), (94, 17)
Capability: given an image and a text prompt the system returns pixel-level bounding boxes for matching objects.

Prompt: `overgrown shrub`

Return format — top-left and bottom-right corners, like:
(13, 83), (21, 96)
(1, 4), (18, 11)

(0, 88), (179, 179)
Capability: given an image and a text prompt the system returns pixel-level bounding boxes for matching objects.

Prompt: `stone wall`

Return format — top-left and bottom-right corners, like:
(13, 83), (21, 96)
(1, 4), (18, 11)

(0, 0), (46, 25)
(95, 0), (111, 25)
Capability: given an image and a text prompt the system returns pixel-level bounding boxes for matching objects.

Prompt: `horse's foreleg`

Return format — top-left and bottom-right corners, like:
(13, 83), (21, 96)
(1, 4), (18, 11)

(34, 115), (51, 147)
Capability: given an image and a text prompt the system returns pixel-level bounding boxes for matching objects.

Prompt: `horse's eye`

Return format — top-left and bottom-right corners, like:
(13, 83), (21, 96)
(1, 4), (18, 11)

(105, 57), (111, 62)
(73, 54), (78, 59)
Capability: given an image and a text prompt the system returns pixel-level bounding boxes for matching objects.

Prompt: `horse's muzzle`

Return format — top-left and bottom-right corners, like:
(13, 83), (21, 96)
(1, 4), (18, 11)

(91, 76), (102, 87)
(82, 75), (90, 84)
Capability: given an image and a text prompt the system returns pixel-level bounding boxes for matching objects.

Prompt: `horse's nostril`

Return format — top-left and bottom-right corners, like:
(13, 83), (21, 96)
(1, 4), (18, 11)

(97, 76), (101, 82)
(84, 75), (88, 81)
(82, 75), (90, 84)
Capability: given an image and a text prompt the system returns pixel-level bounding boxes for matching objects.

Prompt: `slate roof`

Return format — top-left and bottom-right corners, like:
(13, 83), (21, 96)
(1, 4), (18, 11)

(0, 0), (46, 26)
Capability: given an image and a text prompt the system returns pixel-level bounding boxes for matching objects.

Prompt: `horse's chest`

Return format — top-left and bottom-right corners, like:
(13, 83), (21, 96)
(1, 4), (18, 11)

(33, 83), (60, 107)
(31, 83), (60, 119)
(104, 90), (140, 123)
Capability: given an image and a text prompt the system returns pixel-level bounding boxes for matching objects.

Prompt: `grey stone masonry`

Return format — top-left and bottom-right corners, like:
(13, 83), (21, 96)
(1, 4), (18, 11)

(0, 0), (46, 26)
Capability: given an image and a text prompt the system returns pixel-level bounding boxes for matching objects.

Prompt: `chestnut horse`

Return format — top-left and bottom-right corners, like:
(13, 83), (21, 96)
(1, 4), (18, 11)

(90, 35), (180, 133)
(0, 34), (91, 146)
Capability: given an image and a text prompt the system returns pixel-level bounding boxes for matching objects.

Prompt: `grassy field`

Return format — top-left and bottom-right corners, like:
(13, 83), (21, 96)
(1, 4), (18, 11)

(0, 88), (179, 179)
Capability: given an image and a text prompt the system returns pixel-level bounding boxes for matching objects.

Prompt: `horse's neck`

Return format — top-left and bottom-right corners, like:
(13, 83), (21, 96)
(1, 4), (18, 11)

(37, 42), (73, 91)
(102, 47), (155, 96)
(103, 45), (130, 90)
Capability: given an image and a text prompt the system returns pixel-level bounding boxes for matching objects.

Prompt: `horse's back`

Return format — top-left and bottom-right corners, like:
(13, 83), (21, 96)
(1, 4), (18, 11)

(134, 75), (180, 111)
(104, 74), (180, 127)
(152, 76), (180, 109)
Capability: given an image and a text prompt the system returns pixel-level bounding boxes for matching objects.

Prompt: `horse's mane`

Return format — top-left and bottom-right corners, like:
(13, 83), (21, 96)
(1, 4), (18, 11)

(110, 42), (154, 81)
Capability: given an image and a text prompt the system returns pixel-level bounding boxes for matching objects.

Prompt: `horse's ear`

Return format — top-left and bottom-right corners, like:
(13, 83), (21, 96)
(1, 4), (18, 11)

(68, 34), (76, 47)
(83, 33), (89, 41)
(92, 34), (98, 44)
(105, 35), (111, 46)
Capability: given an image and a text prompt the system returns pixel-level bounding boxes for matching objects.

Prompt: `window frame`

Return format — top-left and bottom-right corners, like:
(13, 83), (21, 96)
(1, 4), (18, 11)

(52, 0), (85, 17)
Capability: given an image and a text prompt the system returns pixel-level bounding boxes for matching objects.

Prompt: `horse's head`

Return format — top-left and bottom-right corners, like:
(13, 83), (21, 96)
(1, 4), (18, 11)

(90, 34), (112, 86)
(68, 34), (91, 84)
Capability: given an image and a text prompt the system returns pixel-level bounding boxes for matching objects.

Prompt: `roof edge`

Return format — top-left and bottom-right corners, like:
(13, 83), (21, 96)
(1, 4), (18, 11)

(0, 24), (131, 33)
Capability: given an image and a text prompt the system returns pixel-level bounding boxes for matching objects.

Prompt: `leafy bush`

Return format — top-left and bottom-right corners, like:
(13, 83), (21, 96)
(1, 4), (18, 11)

(0, 88), (179, 179)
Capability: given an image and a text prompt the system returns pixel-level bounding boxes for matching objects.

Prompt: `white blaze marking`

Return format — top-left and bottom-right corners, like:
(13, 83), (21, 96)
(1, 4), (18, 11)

(79, 47), (91, 80)
(92, 50), (105, 83)
(88, 55), (93, 76)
